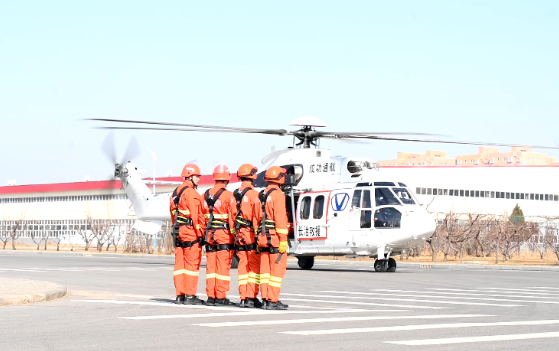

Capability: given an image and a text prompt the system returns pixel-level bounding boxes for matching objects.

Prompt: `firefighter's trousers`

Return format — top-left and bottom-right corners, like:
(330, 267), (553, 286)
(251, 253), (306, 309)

(259, 250), (287, 303)
(237, 249), (260, 300)
(206, 249), (234, 299)
(173, 243), (202, 296)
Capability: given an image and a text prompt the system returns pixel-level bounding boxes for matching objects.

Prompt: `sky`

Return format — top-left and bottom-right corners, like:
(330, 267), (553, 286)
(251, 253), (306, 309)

(1, 1), (558, 185)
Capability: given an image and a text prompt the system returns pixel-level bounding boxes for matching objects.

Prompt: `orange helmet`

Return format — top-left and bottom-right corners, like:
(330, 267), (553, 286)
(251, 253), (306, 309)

(237, 163), (258, 180)
(181, 163), (201, 178)
(265, 166), (287, 184)
(213, 164), (231, 181)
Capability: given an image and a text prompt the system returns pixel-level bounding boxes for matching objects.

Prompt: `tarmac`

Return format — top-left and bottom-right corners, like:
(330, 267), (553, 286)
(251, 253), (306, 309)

(2, 251), (559, 350)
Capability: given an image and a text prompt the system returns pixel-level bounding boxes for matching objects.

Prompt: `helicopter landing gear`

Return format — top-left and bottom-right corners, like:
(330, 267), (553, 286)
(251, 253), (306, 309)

(374, 258), (397, 272)
(297, 256), (314, 270)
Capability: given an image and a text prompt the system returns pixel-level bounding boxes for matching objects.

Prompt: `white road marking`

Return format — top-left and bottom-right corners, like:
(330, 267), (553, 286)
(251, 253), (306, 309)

(123, 309), (372, 320)
(325, 290), (556, 305)
(73, 299), (240, 311)
(282, 293), (520, 307)
(387, 332), (559, 346)
(280, 319), (559, 336)
(279, 296), (436, 309)
(428, 288), (558, 296)
(365, 289), (559, 300)
(528, 287), (559, 290)
(195, 314), (494, 328)
(0, 268), (46, 272)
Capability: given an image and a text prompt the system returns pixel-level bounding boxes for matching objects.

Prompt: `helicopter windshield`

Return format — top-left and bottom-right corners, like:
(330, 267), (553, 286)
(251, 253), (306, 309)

(375, 188), (402, 206)
(254, 164), (304, 188)
(391, 187), (416, 205)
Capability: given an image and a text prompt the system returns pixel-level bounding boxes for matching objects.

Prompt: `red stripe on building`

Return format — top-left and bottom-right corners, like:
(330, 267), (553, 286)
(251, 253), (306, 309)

(0, 175), (240, 195)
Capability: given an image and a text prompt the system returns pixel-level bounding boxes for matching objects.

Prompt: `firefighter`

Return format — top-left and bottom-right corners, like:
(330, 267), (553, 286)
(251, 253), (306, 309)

(255, 166), (289, 310)
(202, 164), (237, 306)
(170, 163), (204, 305)
(234, 164), (263, 308)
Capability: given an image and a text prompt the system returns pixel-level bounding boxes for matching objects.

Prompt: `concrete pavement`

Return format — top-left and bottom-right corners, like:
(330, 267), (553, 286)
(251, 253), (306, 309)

(0, 277), (67, 306)
(2, 252), (559, 350)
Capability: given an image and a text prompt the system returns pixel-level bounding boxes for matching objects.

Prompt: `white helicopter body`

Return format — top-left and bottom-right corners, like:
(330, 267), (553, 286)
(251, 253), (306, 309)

(116, 146), (436, 271)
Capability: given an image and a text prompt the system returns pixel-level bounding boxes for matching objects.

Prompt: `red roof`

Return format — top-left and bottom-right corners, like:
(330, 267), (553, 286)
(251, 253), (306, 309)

(0, 175), (240, 195)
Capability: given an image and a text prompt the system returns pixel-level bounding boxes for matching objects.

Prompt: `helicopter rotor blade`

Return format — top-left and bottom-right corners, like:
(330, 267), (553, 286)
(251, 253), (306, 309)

(87, 118), (289, 135)
(101, 131), (117, 165)
(121, 136), (142, 164)
(93, 126), (291, 136)
(354, 136), (559, 150)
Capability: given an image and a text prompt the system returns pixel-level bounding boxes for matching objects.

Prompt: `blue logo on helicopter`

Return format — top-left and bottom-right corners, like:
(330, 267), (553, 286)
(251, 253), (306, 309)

(331, 193), (350, 211)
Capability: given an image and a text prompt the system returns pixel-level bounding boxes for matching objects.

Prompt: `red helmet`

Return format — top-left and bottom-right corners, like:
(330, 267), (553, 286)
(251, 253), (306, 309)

(265, 166), (287, 184)
(181, 164), (201, 178)
(237, 164), (258, 180)
(213, 164), (231, 181)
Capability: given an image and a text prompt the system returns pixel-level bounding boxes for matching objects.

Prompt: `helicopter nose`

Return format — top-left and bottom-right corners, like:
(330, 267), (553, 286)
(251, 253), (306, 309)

(404, 210), (436, 240)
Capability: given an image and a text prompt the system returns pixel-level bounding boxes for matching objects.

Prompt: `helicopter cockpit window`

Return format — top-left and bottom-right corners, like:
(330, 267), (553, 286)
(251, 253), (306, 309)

(361, 210), (372, 228)
(313, 196), (325, 219)
(391, 187), (416, 205)
(300, 196), (311, 220)
(281, 164), (304, 185)
(362, 190), (372, 208)
(374, 207), (401, 228)
(352, 190), (362, 208)
(375, 188), (401, 206)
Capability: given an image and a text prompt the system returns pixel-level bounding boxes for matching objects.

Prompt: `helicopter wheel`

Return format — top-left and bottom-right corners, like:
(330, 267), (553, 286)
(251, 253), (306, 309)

(231, 253), (239, 269)
(297, 256), (315, 270)
(374, 259), (388, 272)
(386, 258), (397, 272)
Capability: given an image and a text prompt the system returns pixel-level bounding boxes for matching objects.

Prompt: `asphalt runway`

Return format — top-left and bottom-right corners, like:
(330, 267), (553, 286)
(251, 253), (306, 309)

(1, 252), (559, 351)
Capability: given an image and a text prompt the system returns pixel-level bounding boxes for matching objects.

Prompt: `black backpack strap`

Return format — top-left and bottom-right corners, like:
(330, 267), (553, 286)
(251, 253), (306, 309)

(172, 186), (190, 247)
(204, 188), (227, 245)
(258, 188), (277, 247)
(233, 187), (254, 245)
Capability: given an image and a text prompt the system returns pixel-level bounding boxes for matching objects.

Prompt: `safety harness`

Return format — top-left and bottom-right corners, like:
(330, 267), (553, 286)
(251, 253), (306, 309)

(171, 186), (202, 248)
(204, 188), (234, 252)
(233, 187), (257, 251)
(257, 188), (280, 254)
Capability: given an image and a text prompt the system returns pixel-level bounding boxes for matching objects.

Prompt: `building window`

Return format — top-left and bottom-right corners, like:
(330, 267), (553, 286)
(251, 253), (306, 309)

(416, 187), (421, 194)
(449, 189), (454, 196)
(555, 195), (559, 201)
(427, 188), (432, 195)
(421, 188), (427, 195)
(460, 190), (464, 196)
(465, 190), (470, 197)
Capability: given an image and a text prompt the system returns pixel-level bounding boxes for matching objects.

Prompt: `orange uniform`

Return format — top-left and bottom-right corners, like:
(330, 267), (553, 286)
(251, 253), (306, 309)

(201, 183), (237, 300)
(169, 180), (204, 297)
(255, 183), (289, 303)
(233, 181), (261, 301)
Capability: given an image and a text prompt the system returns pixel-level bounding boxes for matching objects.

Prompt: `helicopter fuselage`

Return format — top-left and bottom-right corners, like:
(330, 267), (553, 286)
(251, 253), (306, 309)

(119, 147), (436, 269)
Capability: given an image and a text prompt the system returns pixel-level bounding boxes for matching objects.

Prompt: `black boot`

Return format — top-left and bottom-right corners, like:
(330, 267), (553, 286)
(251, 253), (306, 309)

(261, 299), (270, 309)
(267, 301), (288, 310)
(239, 299), (247, 308)
(175, 295), (185, 304)
(214, 298), (234, 306)
(184, 295), (204, 305)
(206, 297), (216, 306)
(246, 298), (263, 308)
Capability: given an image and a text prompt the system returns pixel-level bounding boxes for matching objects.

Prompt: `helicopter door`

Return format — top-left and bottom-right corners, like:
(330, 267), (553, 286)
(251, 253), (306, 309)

(348, 188), (375, 249)
(295, 191), (330, 252)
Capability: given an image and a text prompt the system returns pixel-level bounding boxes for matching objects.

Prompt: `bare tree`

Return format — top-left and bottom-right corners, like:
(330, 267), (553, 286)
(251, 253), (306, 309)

(9, 209), (27, 250)
(543, 226), (559, 261)
(0, 221), (9, 250)
(30, 227), (44, 250)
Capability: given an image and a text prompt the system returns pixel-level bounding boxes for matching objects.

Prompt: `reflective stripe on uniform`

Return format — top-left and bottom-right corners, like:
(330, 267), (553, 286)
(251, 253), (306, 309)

(195, 224), (201, 229)
(171, 210), (177, 215)
(216, 274), (231, 281)
(184, 270), (199, 276)
(238, 274), (249, 285)
(173, 269), (186, 276)
(259, 273), (270, 284)
(248, 272), (260, 285)
(179, 210), (191, 215)
(269, 276), (283, 288)
(206, 273), (217, 279)
(276, 228), (289, 234)
(204, 214), (229, 219)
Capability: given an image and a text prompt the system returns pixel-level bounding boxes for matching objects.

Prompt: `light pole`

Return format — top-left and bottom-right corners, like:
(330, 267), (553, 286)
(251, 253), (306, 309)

(146, 148), (157, 195)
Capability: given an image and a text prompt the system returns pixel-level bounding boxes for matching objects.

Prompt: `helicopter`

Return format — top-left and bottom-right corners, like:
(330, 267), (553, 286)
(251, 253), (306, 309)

(89, 116), (558, 272)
